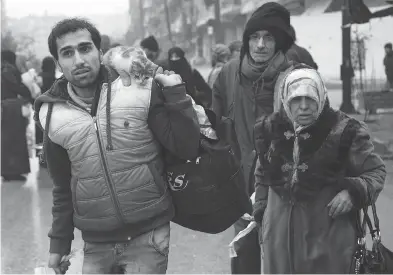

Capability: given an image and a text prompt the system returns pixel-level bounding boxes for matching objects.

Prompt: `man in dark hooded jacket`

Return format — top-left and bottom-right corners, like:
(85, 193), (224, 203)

(212, 2), (294, 273)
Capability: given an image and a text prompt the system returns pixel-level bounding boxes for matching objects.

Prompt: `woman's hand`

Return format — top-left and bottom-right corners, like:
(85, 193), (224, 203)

(327, 190), (354, 218)
(154, 67), (183, 87)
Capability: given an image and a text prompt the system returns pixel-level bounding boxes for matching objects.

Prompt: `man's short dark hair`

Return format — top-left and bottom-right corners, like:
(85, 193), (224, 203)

(48, 18), (101, 60)
(385, 43), (392, 50)
(140, 35), (159, 52)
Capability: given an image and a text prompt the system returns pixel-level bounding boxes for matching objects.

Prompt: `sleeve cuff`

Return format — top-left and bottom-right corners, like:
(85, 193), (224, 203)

(340, 177), (367, 209)
(49, 238), (72, 256)
(162, 83), (187, 102)
(164, 97), (193, 111)
(252, 201), (267, 224)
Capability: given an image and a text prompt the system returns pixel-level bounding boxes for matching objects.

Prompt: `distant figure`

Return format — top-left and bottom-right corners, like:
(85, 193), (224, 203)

(1, 50), (33, 181)
(228, 40), (242, 60)
(384, 42), (393, 91)
(207, 44), (231, 88)
(36, 56), (57, 147)
(168, 46), (212, 108)
(140, 35), (169, 70)
(286, 25), (318, 69)
(40, 56), (57, 93)
(100, 34), (111, 55)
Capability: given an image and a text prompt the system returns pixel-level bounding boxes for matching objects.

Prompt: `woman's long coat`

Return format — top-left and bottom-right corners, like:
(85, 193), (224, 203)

(253, 106), (386, 273)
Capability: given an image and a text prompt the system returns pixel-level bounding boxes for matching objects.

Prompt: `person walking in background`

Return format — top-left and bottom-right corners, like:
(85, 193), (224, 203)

(207, 44), (231, 88)
(253, 66), (385, 273)
(212, 2), (295, 273)
(140, 35), (169, 70)
(286, 25), (318, 69)
(384, 42), (393, 91)
(228, 40), (242, 61)
(35, 56), (57, 147)
(1, 50), (34, 181)
(100, 34), (111, 55)
(34, 18), (199, 274)
(168, 46), (212, 108)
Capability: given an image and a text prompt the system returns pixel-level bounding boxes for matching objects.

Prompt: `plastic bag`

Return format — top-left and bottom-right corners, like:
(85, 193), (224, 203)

(34, 249), (78, 274)
(190, 97), (218, 140)
(229, 221), (258, 258)
(229, 192), (257, 257)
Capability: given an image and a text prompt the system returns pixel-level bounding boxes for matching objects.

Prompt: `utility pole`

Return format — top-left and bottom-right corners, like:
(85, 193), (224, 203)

(214, 0), (224, 44)
(340, 0), (356, 113)
(138, 0), (145, 39)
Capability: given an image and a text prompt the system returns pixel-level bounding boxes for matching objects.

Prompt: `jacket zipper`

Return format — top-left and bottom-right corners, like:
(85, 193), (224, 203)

(68, 100), (125, 225)
(93, 116), (125, 224)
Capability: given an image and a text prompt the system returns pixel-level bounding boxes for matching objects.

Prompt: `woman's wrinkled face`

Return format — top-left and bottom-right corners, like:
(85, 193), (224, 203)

(289, 96), (319, 126)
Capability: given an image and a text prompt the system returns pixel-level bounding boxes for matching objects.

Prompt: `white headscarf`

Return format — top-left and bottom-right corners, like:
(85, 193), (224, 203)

(280, 68), (327, 130)
(277, 68), (328, 186)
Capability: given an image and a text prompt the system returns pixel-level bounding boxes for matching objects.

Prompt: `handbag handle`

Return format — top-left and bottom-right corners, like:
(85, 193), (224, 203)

(356, 202), (381, 242)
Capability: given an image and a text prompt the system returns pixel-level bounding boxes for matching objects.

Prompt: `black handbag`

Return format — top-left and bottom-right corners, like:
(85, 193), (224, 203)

(352, 203), (393, 274)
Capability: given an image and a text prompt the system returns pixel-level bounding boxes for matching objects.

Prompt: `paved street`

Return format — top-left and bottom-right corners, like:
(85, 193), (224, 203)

(1, 157), (393, 274)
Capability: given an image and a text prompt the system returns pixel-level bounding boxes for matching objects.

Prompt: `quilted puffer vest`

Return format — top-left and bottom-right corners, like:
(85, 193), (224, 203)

(39, 78), (173, 231)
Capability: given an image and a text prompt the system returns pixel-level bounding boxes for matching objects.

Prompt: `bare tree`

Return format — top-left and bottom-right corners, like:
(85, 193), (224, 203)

(164, 0), (174, 44)
(1, 31), (17, 52)
(139, 0), (145, 38)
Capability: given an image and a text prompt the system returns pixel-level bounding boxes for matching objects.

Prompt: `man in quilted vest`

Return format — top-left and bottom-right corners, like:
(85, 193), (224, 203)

(34, 18), (200, 274)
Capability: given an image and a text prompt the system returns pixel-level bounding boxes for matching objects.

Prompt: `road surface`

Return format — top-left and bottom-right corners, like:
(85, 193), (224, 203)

(1, 156), (393, 274)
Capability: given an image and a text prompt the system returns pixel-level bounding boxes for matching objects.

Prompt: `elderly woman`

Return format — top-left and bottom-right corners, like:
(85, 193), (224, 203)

(207, 44), (231, 88)
(252, 65), (386, 273)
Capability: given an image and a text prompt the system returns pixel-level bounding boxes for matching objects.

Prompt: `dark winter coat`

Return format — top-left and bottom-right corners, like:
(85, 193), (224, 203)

(212, 56), (292, 196)
(253, 104), (386, 273)
(1, 62), (32, 176)
(1, 62), (34, 104)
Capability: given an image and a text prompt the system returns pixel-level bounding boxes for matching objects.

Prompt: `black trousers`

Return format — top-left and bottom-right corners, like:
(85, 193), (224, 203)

(231, 218), (261, 274)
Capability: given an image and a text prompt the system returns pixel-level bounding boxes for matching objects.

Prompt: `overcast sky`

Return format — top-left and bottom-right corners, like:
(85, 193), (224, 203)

(5, 0), (129, 18)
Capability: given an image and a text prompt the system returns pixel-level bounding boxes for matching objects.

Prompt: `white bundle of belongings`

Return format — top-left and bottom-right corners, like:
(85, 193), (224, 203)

(190, 97), (218, 140)
(229, 192), (257, 258)
(22, 68), (41, 99)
